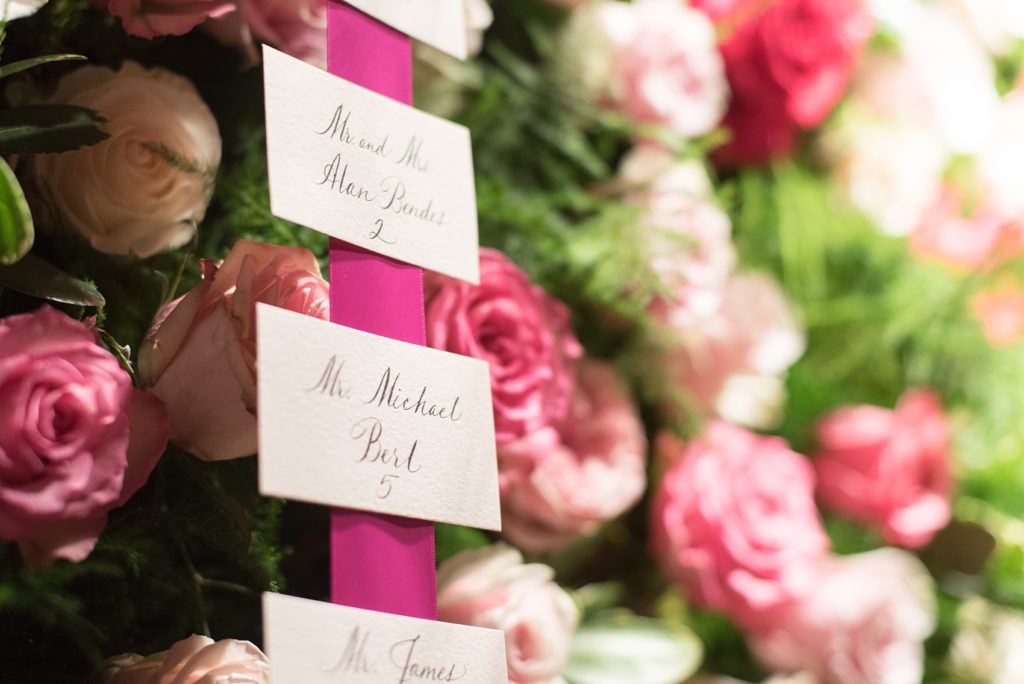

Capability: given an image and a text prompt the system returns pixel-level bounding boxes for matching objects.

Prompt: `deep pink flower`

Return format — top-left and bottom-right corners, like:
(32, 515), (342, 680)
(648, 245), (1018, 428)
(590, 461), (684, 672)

(650, 422), (829, 628)
(814, 389), (953, 548)
(0, 306), (168, 563)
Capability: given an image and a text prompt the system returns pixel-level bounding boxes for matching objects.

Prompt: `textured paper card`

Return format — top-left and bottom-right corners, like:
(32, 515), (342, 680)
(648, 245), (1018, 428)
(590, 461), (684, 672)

(264, 46), (479, 284)
(264, 593), (509, 683)
(343, 0), (468, 59)
(257, 304), (500, 530)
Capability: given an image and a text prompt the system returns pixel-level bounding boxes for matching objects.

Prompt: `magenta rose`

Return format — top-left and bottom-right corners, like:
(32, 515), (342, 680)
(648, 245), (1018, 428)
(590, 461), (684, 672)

(140, 240), (329, 461)
(103, 0), (235, 38)
(695, 0), (871, 165)
(813, 389), (953, 548)
(498, 359), (646, 552)
(750, 549), (936, 684)
(650, 422), (829, 629)
(425, 248), (582, 443)
(0, 306), (168, 563)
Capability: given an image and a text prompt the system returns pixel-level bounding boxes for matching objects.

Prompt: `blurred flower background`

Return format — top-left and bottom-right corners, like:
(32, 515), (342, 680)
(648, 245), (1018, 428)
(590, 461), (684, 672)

(3, 0), (1024, 682)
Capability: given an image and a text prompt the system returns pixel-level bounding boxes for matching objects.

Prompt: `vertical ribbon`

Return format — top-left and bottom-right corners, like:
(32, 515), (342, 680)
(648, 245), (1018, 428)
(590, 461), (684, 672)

(325, 1), (437, 620)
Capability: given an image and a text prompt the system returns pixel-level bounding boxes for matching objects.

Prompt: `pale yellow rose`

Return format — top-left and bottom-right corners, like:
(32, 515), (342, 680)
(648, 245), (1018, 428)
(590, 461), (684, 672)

(29, 62), (221, 258)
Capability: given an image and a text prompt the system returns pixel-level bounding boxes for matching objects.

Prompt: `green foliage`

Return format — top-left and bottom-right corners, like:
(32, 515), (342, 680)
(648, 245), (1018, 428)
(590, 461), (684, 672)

(0, 252), (105, 305)
(0, 154), (31, 263)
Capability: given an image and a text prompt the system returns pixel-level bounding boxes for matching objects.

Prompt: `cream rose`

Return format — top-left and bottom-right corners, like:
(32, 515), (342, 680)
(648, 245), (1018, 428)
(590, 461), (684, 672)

(438, 544), (579, 684)
(99, 634), (269, 683)
(29, 62), (221, 258)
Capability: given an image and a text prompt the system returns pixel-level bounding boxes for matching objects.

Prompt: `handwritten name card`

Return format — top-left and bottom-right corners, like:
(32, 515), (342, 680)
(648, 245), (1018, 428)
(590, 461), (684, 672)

(257, 304), (500, 530)
(264, 593), (508, 683)
(344, 0), (469, 59)
(263, 47), (479, 284)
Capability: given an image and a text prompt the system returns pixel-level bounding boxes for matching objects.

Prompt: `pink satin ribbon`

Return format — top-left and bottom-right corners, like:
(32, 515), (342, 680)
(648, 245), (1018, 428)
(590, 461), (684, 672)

(326, 0), (437, 620)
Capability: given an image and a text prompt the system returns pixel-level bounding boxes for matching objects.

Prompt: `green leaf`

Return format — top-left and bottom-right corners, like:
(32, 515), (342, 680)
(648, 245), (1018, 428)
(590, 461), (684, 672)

(565, 614), (703, 684)
(0, 155), (32, 263)
(0, 253), (105, 306)
(0, 54), (86, 80)
(0, 104), (107, 154)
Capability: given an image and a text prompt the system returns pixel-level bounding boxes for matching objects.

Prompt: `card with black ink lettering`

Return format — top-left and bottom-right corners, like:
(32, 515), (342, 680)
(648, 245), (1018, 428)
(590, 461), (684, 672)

(263, 47), (480, 283)
(264, 593), (509, 684)
(257, 304), (500, 530)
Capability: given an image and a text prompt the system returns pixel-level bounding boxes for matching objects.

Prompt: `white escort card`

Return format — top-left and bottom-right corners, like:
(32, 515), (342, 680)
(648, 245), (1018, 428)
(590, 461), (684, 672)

(257, 304), (501, 530)
(264, 593), (509, 683)
(343, 0), (469, 60)
(263, 47), (480, 284)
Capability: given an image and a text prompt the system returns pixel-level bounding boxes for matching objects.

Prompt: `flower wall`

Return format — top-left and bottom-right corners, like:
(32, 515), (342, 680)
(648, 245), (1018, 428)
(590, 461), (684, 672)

(3, 0), (1024, 682)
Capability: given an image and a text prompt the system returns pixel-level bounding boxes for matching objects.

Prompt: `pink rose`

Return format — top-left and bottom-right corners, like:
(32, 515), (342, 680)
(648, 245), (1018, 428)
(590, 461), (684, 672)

(750, 549), (936, 684)
(654, 272), (805, 429)
(140, 240), (328, 461)
(591, 0), (729, 139)
(498, 359), (646, 552)
(103, 0), (234, 38)
(0, 306), (168, 563)
(425, 248), (582, 443)
(618, 144), (735, 318)
(813, 389), (953, 548)
(973, 279), (1024, 348)
(697, 0), (871, 165)
(437, 544), (579, 684)
(100, 634), (269, 683)
(650, 422), (829, 629)
(910, 188), (1022, 271)
(205, 0), (326, 67)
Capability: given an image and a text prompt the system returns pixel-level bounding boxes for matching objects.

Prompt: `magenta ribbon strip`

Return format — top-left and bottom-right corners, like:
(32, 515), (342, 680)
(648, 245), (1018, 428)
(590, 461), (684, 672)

(326, 0), (437, 620)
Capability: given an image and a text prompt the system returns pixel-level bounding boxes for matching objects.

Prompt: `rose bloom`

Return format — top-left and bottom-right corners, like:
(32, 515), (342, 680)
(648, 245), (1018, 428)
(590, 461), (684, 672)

(0, 307), (168, 563)
(750, 549), (937, 684)
(498, 359), (646, 552)
(437, 544), (579, 684)
(425, 248), (582, 443)
(140, 240), (328, 461)
(694, 0), (871, 165)
(655, 272), (805, 430)
(99, 634), (269, 683)
(813, 389), (952, 548)
(910, 188), (1021, 271)
(205, 0), (327, 67)
(618, 144), (735, 318)
(973, 279), (1024, 348)
(28, 63), (220, 258)
(103, 0), (233, 38)
(603, 0), (728, 138)
(650, 422), (829, 629)
(941, 0), (1024, 55)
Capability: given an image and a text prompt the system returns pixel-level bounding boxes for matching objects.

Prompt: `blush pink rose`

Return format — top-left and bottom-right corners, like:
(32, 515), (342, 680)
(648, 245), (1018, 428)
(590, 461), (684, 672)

(910, 188), (1023, 272)
(100, 634), (269, 683)
(599, 0), (729, 139)
(498, 359), (646, 552)
(650, 422), (829, 629)
(813, 389), (953, 548)
(749, 549), (936, 684)
(140, 240), (328, 461)
(696, 0), (872, 165)
(425, 248), (582, 444)
(0, 306), (168, 563)
(973, 279), (1024, 348)
(438, 544), (579, 684)
(618, 144), (735, 318)
(205, 0), (326, 67)
(654, 272), (805, 429)
(104, 0), (234, 38)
